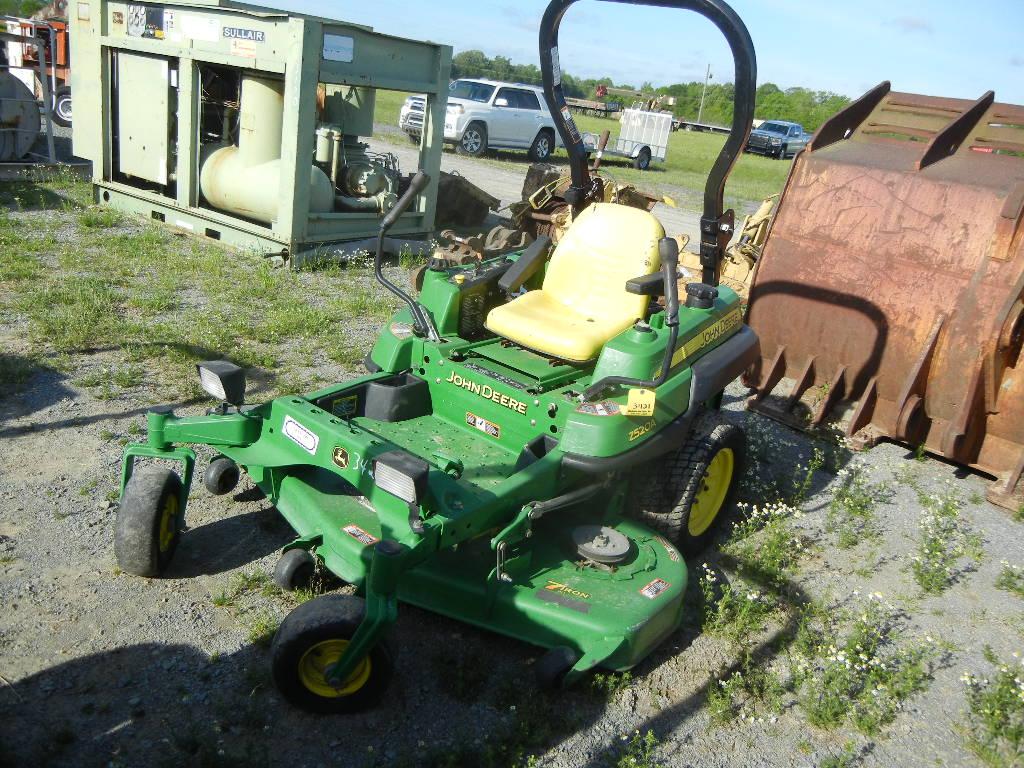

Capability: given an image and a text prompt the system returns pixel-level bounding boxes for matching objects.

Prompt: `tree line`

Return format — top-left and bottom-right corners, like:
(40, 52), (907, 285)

(451, 49), (850, 131)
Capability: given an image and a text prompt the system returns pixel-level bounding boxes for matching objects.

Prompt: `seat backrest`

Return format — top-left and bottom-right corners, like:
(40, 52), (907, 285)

(542, 203), (665, 320)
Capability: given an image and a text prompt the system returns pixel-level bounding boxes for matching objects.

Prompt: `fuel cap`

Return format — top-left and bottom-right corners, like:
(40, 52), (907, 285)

(572, 525), (632, 564)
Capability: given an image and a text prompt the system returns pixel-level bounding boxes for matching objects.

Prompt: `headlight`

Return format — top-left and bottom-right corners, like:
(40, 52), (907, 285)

(374, 450), (429, 505)
(197, 360), (246, 406)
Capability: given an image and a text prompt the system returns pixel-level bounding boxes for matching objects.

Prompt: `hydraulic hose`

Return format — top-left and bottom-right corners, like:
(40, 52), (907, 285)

(374, 172), (440, 341)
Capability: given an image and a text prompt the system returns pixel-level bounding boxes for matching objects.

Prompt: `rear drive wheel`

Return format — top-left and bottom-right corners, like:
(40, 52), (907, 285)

(628, 423), (745, 556)
(115, 468), (184, 576)
(633, 146), (652, 170)
(528, 130), (554, 161)
(271, 595), (394, 714)
(456, 122), (487, 157)
(52, 86), (72, 127)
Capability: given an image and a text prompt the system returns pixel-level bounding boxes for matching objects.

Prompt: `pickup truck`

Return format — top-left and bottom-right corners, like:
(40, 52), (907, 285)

(744, 120), (810, 159)
(399, 78), (561, 161)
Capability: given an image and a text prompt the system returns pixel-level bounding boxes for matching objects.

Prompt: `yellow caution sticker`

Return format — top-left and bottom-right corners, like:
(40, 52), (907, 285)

(625, 388), (656, 417)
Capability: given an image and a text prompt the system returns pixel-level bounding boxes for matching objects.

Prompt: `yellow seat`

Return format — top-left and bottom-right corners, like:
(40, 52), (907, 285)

(485, 203), (665, 362)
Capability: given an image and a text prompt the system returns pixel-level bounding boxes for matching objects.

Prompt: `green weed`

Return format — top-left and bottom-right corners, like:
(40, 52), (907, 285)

(79, 207), (122, 229)
(706, 657), (785, 725)
(961, 650), (1024, 766)
(910, 488), (983, 594)
(996, 562), (1024, 598)
(590, 671), (633, 699)
(612, 730), (661, 768)
(791, 596), (936, 735)
(0, 353), (36, 395)
(245, 612), (279, 648)
(827, 463), (890, 548)
(819, 741), (859, 768)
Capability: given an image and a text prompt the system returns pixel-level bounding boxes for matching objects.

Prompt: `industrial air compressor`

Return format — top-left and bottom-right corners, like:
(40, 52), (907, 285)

(70, 0), (451, 259)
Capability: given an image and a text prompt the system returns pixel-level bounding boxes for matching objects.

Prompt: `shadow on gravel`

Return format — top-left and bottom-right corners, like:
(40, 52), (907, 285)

(0, 397), (205, 439)
(0, 355), (76, 428)
(168, 505), (292, 578)
(0, 642), (275, 768)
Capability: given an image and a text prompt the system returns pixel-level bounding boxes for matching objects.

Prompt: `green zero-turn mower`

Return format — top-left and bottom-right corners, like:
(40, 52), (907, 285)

(115, 0), (758, 713)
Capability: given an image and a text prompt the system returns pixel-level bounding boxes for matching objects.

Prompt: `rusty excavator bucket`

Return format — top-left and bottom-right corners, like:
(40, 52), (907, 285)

(744, 82), (1024, 510)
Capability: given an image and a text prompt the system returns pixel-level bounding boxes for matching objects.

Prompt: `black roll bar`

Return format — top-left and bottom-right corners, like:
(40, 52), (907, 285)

(538, 0), (757, 285)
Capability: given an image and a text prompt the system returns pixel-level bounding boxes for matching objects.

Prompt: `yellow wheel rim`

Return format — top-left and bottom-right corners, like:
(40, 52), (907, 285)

(298, 640), (371, 698)
(157, 495), (179, 553)
(688, 447), (734, 537)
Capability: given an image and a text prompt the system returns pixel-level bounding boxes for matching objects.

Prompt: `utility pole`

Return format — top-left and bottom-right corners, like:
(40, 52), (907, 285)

(697, 63), (712, 124)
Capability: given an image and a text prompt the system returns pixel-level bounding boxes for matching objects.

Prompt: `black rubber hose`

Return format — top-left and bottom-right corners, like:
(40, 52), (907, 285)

(374, 172), (438, 340)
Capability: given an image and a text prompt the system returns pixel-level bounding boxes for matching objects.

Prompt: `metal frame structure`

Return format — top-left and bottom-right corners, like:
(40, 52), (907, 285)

(70, 0), (451, 258)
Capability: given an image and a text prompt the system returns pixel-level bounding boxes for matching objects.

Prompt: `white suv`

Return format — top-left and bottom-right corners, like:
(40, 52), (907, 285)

(399, 79), (560, 161)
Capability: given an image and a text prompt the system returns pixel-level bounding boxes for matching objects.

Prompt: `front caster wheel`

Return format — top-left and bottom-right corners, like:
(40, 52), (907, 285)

(273, 548), (315, 592)
(535, 645), (579, 690)
(203, 457), (239, 496)
(271, 595), (394, 714)
(115, 468), (184, 577)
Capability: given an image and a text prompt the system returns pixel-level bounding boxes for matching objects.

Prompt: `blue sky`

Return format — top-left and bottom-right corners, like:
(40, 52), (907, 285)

(275, 0), (1023, 104)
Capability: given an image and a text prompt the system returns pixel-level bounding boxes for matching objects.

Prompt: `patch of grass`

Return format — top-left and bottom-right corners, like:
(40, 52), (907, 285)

(791, 596), (937, 735)
(961, 649), (1024, 766)
(0, 353), (37, 395)
(910, 487), (983, 594)
(0, 555), (15, 566)
(611, 730), (661, 768)
(245, 611), (279, 648)
(79, 207), (122, 229)
(996, 561), (1024, 598)
(99, 429), (116, 441)
(590, 671), (633, 700)
(707, 658), (785, 725)
(724, 500), (808, 591)
(827, 463), (890, 548)
(17, 277), (123, 351)
(78, 479), (98, 497)
(819, 741), (859, 768)
(699, 563), (778, 645)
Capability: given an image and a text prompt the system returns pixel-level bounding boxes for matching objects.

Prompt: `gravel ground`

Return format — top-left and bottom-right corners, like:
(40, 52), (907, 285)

(1, 139), (1022, 768)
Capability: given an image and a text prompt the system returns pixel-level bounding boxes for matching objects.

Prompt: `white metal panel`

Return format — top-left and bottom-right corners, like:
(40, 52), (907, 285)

(116, 52), (170, 184)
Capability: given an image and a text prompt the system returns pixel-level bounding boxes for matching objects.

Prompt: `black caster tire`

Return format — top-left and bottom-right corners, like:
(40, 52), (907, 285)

(271, 595), (394, 714)
(535, 645), (579, 690)
(629, 423), (746, 557)
(273, 549), (315, 592)
(203, 457), (239, 496)
(115, 468), (184, 577)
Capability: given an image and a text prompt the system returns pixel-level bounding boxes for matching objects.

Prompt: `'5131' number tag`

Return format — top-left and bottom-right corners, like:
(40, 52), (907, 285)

(625, 388), (656, 417)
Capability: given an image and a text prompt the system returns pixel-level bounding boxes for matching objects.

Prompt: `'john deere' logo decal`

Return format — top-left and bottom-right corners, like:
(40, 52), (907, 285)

(445, 371), (528, 414)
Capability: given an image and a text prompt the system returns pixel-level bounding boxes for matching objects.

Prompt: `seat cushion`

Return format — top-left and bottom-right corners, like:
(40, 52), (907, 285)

(484, 203), (665, 361)
(485, 289), (637, 362)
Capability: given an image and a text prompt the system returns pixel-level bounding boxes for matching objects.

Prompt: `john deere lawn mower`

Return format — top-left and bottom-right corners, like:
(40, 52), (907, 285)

(115, 0), (758, 713)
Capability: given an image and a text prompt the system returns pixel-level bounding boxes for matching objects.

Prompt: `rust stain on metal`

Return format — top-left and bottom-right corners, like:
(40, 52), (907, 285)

(744, 82), (1024, 510)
